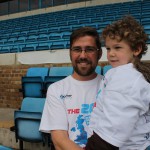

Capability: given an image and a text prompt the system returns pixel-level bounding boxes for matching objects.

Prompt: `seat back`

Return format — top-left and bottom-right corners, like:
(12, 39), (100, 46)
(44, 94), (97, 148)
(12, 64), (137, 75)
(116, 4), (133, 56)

(27, 67), (49, 80)
(22, 77), (43, 98)
(49, 66), (73, 76)
(21, 67), (49, 98)
(14, 98), (46, 148)
(0, 145), (13, 150)
(14, 111), (44, 143)
(21, 97), (46, 113)
(95, 66), (102, 74)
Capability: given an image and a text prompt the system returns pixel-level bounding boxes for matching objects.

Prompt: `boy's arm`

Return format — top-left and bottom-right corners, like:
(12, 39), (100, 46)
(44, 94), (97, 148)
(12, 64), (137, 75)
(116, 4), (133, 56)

(51, 130), (83, 150)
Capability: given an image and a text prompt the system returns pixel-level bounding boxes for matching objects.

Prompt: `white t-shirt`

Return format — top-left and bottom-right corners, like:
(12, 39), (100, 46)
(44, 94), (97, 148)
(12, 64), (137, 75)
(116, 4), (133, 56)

(39, 74), (102, 148)
(89, 63), (150, 150)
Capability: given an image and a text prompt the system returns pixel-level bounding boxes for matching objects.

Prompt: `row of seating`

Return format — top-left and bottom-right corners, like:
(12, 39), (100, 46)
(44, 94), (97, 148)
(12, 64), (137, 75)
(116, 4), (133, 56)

(20, 65), (112, 98)
(0, 1), (149, 53)
(21, 66), (73, 98)
(0, 0), (148, 26)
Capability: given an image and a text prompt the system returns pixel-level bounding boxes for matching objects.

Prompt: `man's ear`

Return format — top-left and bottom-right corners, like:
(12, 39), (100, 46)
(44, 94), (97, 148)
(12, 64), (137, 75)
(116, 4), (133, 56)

(133, 45), (142, 56)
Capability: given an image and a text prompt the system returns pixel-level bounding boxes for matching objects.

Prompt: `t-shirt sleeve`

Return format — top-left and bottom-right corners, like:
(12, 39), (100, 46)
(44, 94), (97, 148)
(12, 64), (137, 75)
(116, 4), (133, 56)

(39, 84), (68, 133)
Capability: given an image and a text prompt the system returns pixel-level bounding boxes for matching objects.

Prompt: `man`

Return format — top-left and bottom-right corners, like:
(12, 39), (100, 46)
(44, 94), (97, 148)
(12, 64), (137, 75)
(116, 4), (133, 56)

(39, 27), (103, 150)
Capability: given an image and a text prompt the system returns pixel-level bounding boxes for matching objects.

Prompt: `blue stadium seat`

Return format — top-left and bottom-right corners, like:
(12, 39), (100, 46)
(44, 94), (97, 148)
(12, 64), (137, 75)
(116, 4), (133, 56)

(0, 145), (13, 150)
(9, 32), (19, 38)
(72, 24), (86, 31)
(37, 34), (49, 42)
(50, 41), (68, 50)
(22, 43), (38, 52)
(20, 97), (46, 112)
(68, 20), (79, 25)
(27, 30), (38, 36)
(95, 66), (102, 74)
(26, 35), (38, 43)
(38, 28), (48, 34)
(91, 17), (102, 23)
(49, 33), (62, 41)
(102, 65), (112, 75)
(0, 38), (7, 45)
(4, 37), (17, 44)
(21, 67), (49, 98)
(57, 21), (68, 26)
(62, 31), (71, 40)
(144, 25), (150, 33)
(43, 66), (73, 93)
(26, 67), (49, 80)
(14, 36), (26, 44)
(141, 17), (150, 26)
(59, 26), (72, 32)
(86, 23), (99, 29)
(79, 18), (91, 24)
(0, 46), (12, 53)
(49, 66), (73, 76)
(10, 45), (20, 53)
(36, 42), (51, 51)
(48, 27), (60, 33)
(14, 97), (46, 150)
(38, 23), (48, 29)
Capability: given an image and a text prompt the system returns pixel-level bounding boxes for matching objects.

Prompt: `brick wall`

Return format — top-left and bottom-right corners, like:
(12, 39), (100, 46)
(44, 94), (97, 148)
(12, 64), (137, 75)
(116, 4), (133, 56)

(0, 62), (108, 109)
(0, 63), (70, 108)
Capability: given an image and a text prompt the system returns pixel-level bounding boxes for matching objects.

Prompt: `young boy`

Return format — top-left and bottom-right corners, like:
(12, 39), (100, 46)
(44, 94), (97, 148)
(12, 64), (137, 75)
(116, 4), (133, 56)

(86, 16), (150, 150)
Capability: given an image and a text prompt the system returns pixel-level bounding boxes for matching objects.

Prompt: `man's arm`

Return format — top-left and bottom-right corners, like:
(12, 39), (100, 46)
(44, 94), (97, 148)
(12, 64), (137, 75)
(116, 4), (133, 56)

(51, 130), (83, 150)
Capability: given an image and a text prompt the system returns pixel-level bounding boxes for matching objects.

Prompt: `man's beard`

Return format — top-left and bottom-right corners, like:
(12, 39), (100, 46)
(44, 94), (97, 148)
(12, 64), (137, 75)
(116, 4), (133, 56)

(73, 58), (96, 76)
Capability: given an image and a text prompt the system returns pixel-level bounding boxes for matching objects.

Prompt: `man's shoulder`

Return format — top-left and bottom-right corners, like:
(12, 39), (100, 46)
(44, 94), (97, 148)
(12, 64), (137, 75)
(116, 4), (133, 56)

(50, 75), (71, 86)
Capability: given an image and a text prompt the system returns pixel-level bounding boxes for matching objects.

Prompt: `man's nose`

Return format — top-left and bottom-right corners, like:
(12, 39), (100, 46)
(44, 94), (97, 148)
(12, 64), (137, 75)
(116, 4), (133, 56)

(80, 50), (87, 57)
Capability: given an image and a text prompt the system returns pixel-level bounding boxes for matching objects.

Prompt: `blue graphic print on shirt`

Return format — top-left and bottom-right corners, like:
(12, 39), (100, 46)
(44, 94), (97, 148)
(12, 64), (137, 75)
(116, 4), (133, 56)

(71, 115), (87, 145)
(70, 103), (96, 146)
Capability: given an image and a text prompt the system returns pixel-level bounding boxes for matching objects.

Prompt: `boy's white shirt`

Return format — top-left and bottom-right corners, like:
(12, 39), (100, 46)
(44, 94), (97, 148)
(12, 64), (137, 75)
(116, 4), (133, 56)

(39, 74), (102, 148)
(89, 63), (150, 149)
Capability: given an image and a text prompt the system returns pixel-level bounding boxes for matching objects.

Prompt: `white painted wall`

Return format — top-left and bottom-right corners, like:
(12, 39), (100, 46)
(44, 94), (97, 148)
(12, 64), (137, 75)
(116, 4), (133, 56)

(0, 45), (149, 65)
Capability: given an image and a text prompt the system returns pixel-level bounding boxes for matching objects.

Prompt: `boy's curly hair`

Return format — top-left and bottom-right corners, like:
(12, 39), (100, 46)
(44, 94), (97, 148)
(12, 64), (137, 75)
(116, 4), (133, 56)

(102, 15), (148, 59)
(102, 15), (150, 83)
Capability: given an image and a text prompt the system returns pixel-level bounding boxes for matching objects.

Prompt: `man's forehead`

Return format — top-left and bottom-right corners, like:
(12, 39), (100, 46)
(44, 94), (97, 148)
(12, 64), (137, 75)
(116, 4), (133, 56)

(72, 36), (96, 45)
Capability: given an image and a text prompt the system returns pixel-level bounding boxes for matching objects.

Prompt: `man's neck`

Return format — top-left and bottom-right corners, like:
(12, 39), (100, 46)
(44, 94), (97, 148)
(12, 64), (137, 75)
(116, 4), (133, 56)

(72, 72), (97, 81)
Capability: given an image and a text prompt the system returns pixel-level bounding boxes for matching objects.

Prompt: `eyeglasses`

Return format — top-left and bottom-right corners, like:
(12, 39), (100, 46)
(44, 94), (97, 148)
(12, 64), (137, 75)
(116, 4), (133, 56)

(71, 46), (99, 54)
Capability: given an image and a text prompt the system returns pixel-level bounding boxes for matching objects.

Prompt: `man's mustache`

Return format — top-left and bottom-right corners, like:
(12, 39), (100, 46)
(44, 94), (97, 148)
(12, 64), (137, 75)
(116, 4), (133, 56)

(76, 59), (92, 64)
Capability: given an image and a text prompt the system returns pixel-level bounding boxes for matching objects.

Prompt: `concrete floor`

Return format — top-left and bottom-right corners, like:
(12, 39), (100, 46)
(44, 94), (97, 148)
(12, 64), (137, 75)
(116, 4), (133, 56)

(0, 108), (15, 121)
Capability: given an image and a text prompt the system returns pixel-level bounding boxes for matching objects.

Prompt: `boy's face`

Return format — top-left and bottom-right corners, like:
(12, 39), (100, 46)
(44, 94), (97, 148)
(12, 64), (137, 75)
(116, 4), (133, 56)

(105, 36), (136, 68)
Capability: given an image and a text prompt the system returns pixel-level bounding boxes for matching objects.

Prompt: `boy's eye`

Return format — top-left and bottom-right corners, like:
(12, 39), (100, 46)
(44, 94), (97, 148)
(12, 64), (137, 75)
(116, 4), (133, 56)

(115, 46), (121, 49)
(106, 47), (110, 51)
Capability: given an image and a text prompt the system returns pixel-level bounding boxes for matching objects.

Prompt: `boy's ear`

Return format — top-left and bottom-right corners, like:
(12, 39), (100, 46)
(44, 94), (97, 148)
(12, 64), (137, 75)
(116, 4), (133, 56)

(133, 45), (142, 56)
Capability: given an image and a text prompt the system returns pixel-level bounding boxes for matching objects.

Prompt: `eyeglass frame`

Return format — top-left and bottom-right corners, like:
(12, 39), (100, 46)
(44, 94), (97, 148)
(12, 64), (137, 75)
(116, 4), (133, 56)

(70, 46), (99, 54)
